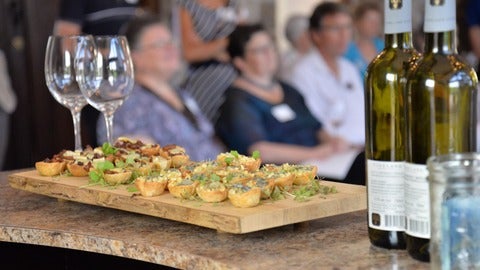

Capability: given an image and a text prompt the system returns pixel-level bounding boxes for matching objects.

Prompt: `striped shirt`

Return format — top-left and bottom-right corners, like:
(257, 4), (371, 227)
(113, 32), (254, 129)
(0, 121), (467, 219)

(178, 0), (238, 123)
(58, 0), (139, 35)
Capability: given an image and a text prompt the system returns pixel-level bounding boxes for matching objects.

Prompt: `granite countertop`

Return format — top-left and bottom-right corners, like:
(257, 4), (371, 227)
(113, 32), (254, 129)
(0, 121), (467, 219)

(0, 170), (429, 269)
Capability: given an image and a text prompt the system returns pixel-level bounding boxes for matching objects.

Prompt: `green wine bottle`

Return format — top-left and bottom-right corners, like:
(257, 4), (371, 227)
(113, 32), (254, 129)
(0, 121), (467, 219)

(365, 0), (418, 250)
(405, 0), (478, 262)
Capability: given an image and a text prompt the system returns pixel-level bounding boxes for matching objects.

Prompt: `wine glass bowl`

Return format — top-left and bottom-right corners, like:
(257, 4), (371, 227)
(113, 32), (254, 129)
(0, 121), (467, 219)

(75, 35), (134, 145)
(45, 35), (88, 150)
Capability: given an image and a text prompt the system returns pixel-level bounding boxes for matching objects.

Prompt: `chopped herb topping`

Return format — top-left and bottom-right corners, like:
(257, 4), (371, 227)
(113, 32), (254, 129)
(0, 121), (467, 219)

(102, 142), (118, 155)
(224, 156), (234, 165)
(230, 150), (239, 158)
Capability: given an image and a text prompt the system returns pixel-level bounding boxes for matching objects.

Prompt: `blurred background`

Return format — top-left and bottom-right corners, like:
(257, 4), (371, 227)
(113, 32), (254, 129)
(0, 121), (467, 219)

(0, 0), (473, 170)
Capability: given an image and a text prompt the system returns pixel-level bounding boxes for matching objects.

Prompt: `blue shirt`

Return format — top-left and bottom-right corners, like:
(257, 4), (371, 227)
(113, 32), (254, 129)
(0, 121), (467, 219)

(344, 37), (384, 82)
(215, 82), (322, 155)
(466, 0), (480, 27)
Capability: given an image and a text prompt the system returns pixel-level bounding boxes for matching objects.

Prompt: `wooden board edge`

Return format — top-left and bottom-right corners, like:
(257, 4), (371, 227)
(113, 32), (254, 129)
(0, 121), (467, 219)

(238, 191), (367, 233)
(7, 171), (367, 234)
(8, 172), (244, 234)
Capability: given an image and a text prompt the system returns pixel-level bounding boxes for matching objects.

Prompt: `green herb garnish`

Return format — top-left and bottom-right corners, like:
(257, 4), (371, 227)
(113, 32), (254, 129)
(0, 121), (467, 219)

(125, 155), (136, 165)
(87, 160), (115, 185)
(293, 184), (319, 202)
(210, 173), (221, 182)
(270, 186), (285, 201)
(230, 150), (239, 158)
(291, 181), (337, 202)
(102, 142), (117, 155)
(89, 170), (101, 182)
(252, 150), (260, 159)
(127, 185), (139, 193)
(97, 160), (115, 171)
(224, 156), (234, 165)
(115, 159), (125, 168)
(130, 170), (140, 181)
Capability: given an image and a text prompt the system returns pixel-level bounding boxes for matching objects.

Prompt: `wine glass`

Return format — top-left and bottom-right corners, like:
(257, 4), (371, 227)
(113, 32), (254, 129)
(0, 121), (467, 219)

(45, 35), (88, 150)
(329, 100), (346, 137)
(75, 35), (134, 145)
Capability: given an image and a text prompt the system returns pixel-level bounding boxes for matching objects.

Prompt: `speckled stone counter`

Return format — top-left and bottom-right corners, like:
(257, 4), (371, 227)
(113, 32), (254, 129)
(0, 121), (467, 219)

(0, 170), (429, 269)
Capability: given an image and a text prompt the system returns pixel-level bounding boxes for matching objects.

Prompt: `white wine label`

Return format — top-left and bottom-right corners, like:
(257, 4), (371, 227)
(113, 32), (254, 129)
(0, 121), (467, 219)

(404, 162), (430, 238)
(384, 0), (412, 34)
(424, 0), (455, 33)
(367, 160), (405, 231)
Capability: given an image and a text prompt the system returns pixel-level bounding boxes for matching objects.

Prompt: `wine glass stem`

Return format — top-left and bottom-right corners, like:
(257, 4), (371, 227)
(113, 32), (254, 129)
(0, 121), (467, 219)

(70, 109), (82, 151)
(104, 113), (115, 145)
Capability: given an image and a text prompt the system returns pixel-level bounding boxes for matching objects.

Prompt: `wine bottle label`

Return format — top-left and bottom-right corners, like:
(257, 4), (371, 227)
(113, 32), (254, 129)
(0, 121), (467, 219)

(367, 160), (405, 231)
(404, 162), (430, 238)
(384, 0), (412, 34)
(424, 0), (455, 33)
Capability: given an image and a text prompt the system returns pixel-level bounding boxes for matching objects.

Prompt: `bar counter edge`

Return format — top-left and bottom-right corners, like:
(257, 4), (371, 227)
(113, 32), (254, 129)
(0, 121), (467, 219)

(0, 169), (429, 269)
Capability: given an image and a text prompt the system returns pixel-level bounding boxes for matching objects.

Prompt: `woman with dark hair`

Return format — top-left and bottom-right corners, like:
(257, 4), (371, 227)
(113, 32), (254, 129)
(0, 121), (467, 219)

(97, 16), (225, 161)
(215, 24), (365, 185)
(216, 24), (365, 184)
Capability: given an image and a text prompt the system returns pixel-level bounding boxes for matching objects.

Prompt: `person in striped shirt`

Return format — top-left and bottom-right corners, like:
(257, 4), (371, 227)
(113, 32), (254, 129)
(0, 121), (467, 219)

(178, 0), (247, 123)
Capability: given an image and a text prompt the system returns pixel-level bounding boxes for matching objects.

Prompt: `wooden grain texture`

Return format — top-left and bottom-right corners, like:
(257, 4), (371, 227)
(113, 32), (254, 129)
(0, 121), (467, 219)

(8, 170), (366, 234)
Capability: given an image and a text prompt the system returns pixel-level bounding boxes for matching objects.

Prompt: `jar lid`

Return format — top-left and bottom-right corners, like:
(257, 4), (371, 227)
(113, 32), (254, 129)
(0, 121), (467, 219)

(427, 153), (480, 184)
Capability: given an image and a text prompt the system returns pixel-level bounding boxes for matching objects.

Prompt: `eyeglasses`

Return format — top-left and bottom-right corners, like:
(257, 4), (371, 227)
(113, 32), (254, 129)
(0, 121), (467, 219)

(320, 24), (353, 33)
(246, 43), (275, 55)
(137, 39), (177, 51)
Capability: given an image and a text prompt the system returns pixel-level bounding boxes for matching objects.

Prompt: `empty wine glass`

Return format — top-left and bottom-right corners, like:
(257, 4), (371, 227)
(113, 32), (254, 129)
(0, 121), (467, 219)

(75, 35), (134, 145)
(329, 100), (346, 137)
(45, 35), (88, 150)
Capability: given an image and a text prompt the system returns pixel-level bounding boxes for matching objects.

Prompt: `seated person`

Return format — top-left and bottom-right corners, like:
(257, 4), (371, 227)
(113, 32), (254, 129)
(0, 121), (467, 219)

(279, 14), (312, 82)
(177, 0), (240, 123)
(290, 2), (365, 147)
(344, 1), (384, 81)
(216, 24), (364, 185)
(97, 16), (225, 161)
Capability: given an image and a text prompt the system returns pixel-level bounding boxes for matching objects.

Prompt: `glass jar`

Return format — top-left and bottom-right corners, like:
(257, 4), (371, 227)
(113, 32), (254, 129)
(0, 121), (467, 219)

(427, 153), (480, 270)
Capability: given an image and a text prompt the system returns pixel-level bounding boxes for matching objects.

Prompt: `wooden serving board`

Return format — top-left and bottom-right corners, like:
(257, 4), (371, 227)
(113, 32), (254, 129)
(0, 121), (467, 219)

(8, 170), (366, 234)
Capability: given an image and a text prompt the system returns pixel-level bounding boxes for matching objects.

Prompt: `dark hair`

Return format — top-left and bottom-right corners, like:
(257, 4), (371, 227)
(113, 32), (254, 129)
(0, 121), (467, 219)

(309, 1), (350, 31)
(121, 15), (165, 51)
(227, 24), (265, 59)
(353, 1), (381, 21)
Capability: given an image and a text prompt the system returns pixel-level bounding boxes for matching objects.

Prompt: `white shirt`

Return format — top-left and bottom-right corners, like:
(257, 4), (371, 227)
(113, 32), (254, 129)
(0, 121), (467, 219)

(290, 49), (365, 145)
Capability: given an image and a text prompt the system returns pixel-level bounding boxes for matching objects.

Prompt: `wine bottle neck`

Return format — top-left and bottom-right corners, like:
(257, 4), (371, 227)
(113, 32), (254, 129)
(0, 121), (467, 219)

(384, 32), (414, 50)
(424, 31), (457, 55)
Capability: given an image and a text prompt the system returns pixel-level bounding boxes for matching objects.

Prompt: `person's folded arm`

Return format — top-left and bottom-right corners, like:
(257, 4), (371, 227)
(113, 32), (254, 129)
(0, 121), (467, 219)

(248, 141), (334, 164)
(53, 20), (82, 36)
(317, 129), (350, 152)
(469, 25), (480, 60)
(179, 7), (230, 63)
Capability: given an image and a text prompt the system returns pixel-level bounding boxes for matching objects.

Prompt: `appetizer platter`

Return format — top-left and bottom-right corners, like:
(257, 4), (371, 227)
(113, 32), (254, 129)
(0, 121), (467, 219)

(8, 138), (366, 233)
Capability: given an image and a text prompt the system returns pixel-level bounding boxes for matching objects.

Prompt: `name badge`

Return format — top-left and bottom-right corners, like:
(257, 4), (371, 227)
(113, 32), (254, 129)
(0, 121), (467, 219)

(271, 104), (296, 122)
